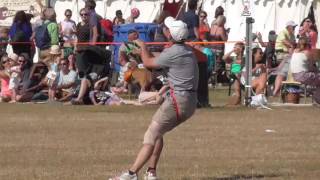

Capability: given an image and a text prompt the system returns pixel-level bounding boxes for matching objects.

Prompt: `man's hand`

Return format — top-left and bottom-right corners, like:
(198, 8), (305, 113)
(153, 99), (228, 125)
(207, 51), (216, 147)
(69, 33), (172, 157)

(133, 39), (146, 49)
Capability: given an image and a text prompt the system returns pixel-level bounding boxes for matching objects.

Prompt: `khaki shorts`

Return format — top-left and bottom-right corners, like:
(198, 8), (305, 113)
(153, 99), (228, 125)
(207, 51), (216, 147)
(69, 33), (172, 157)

(151, 91), (197, 135)
(143, 91), (197, 145)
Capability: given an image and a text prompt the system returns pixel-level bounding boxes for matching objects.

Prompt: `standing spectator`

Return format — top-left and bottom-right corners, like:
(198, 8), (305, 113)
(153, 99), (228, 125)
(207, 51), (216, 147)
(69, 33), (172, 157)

(198, 10), (210, 41)
(210, 15), (228, 84)
(113, 10), (125, 25)
(59, 9), (76, 58)
(180, 0), (199, 40)
(9, 11), (33, 58)
(76, 8), (90, 51)
(299, 18), (318, 49)
(275, 21), (296, 63)
(85, 0), (101, 44)
(212, 6), (224, 25)
(0, 27), (9, 57)
(36, 8), (59, 66)
(125, 8), (140, 24)
(0, 55), (12, 102)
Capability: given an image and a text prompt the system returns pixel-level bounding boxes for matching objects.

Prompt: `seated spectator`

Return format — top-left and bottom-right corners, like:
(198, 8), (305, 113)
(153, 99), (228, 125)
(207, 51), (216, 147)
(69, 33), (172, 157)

(241, 47), (267, 95)
(223, 42), (245, 105)
(7, 53), (20, 103)
(113, 10), (125, 25)
(89, 77), (123, 106)
(275, 21), (296, 64)
(125, 8), (140, 24)
(71, 46), (111, 105)
(272, 48), (295, 96)
(0, 55), (12, 102)
(15, 53), (35, 102)
(48, 58), (78, 101)
(291, 37), (320, 104)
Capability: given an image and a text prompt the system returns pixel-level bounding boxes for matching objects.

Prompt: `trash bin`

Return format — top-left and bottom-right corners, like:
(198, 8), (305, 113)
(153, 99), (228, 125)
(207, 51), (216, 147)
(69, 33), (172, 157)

(112, 23), (158, 72)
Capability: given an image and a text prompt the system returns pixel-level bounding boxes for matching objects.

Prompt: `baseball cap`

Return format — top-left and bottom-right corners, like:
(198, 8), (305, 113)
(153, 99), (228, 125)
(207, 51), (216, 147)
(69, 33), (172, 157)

(286, 20), (297, 27)
(164, 16), (188, 42)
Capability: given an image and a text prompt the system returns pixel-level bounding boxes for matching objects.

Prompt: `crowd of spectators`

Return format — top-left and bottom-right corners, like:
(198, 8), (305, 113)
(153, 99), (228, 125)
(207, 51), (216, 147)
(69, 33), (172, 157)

(0, 0), (319, 106)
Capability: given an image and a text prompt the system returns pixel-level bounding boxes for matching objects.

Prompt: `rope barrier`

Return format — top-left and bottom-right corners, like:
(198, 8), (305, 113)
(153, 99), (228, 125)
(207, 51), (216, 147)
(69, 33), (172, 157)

(0, 40), (259, 46)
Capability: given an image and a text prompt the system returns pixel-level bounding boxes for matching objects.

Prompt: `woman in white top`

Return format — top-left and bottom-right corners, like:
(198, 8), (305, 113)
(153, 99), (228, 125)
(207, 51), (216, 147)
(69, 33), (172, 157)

(59, 9), (76, 46)
(291, 37), (320, 104)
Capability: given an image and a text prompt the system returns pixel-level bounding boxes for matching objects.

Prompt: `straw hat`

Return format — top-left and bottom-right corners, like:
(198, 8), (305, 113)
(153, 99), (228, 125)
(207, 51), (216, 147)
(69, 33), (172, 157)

(49, 45), (61, 55)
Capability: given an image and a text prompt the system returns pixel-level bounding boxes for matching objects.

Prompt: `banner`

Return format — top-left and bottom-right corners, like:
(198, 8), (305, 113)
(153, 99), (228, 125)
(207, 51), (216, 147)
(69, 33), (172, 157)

(0, 0), (45, 26)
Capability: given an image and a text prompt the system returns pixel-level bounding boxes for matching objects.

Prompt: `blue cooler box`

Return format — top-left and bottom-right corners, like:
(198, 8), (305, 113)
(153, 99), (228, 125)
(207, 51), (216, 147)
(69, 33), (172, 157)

(112, 23), (158, 72)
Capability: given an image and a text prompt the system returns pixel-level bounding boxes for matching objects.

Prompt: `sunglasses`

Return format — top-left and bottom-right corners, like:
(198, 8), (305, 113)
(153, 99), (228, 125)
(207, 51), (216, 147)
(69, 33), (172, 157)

(80, 13), (88, 17)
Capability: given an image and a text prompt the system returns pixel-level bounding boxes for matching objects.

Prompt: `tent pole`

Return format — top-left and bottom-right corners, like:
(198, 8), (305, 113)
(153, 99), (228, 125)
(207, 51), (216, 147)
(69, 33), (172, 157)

(244, 17), (254, 106)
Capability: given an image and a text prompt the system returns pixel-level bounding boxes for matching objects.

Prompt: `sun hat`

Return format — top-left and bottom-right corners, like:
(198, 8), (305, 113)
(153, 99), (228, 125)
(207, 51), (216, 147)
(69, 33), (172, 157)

(49, 45), (61, 55)
(164, 16), (188, 42)
(8, 53), (18, 62)
(286, 20), (297, 27)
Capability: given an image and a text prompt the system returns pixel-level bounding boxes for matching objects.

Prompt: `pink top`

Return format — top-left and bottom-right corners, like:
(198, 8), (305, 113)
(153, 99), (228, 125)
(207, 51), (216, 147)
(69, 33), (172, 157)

(0, 78), (11, 97)
(309, 31), (318, 49)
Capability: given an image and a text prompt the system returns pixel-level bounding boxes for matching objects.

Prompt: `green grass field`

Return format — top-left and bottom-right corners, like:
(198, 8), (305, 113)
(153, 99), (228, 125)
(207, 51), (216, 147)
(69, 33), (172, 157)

(0, 89), (319, 180)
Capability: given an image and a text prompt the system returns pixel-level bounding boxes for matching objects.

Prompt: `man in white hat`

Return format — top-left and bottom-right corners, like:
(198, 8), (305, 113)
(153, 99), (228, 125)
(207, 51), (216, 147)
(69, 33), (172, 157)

(273, 20), (297, 96)
(275, 20), (297, 59)
(109, 17), (199, 180)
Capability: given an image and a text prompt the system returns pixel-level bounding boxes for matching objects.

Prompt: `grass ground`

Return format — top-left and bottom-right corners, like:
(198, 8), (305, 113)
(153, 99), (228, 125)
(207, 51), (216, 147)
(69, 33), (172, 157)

(0, 89), (319, 180)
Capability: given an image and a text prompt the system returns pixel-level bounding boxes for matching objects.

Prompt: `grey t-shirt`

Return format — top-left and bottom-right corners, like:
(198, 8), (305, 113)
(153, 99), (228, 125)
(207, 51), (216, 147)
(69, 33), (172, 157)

(156, 44), (199, 92)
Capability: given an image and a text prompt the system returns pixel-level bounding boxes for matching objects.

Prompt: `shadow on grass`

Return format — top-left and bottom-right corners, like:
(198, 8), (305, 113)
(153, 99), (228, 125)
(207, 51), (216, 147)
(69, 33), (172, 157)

(200, 173), (281, 180)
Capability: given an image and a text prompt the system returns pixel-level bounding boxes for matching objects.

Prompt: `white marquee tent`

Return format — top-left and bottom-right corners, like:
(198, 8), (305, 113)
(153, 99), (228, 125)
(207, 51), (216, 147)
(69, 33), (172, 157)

(1, 0), (319, 48)
(50, 0), (319, 48)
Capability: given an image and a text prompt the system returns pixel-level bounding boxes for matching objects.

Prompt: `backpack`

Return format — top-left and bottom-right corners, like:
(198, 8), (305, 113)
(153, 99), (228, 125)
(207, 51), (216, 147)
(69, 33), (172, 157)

(35, 23), (51, 50)
(99, 18), (113, 43)
(11, 24), (26, 42)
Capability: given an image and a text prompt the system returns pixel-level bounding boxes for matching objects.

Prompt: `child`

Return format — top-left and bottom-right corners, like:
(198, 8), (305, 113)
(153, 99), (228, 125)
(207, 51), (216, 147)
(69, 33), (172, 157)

(7, 53), (20, 103)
